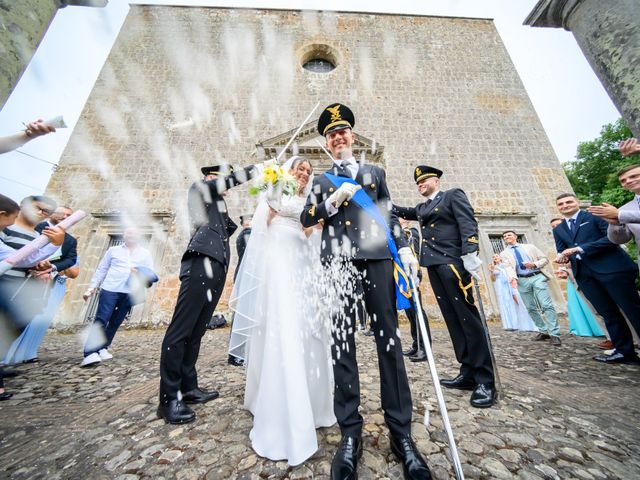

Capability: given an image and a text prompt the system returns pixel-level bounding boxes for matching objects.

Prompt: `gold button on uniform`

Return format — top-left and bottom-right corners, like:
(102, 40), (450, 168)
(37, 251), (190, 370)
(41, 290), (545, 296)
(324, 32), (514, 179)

(432, 237), (435, 240)
(346, 221), (351, 226)
(370, 184), (376, 189)
(430, 224), (435, 227)
(343, 201), (349, 206)
(329, 187), (334, 192)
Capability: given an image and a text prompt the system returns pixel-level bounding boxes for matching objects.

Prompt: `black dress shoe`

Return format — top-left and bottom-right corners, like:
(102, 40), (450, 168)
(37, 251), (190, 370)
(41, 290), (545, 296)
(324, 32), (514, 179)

(593, 352), (640, 365)
(157, 399), (195, 424)
(403, 346), (418, 357)
(0, 391), (13, 401)
(22, 357), (39, 364)
(363, 329), (375, 337)
(228, 355), (244, 367)
(390, 435), (432, 480)
(1, 368), (19, 378)
(182, 387), (220, 404)
(439, 374), (475, 390)
(409, 350), (427, 362)
(533, 332), (551, 341)
(330, 435), (362, 480)
(470, 384), (496, 408)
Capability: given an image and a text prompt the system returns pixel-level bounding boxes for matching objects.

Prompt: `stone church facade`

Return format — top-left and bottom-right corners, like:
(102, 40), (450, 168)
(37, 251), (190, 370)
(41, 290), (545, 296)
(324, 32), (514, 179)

(46, 6), (571, 327)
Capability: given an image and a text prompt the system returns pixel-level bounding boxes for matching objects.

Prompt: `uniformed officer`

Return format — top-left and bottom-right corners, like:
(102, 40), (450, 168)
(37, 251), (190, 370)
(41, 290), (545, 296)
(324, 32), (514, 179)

(158, 163), (259, 424)
(398, 217), (431, 362)
(394, 166), (496, 408)
(300, 103), (431, 480)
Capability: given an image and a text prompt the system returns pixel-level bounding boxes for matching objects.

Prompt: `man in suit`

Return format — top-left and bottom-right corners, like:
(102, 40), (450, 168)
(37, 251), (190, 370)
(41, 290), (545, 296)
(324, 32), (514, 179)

(398, 217), (431, 362)
(158, 163), (260, 424)
(233, 214), (252, 282)
(300, 103), (431, 480)
(394, 166), (496, 409)
(589, 164), (640, 265)
(499, 231), (560, 345)
(33, 206), (78, 279)
(554, 192), (640, 364)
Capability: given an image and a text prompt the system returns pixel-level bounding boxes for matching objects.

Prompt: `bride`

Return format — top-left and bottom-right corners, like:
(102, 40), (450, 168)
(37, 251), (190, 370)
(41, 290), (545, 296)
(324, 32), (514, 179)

(229, 156), (336, 466)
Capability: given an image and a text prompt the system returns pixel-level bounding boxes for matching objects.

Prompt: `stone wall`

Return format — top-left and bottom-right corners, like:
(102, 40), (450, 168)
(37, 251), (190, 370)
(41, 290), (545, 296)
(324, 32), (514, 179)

(0, 0), (60, 107)
(48, 7), (572, 327)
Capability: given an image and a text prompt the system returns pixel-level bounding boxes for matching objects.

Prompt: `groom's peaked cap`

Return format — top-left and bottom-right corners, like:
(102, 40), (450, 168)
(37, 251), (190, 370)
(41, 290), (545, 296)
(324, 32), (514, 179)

(201, 164), (233, 176)
(318, 103), (355, 136)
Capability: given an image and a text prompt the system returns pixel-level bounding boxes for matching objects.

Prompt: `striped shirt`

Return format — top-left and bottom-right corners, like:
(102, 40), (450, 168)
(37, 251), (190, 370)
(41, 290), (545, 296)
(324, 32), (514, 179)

(1, 225), (38, 277)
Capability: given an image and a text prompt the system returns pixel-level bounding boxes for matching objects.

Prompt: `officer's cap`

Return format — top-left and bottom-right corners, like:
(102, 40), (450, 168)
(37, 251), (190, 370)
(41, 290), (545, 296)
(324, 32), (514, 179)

(414, 165), (443, 183)
(201, 164), (233, 176)
(317, 103), (355, 136)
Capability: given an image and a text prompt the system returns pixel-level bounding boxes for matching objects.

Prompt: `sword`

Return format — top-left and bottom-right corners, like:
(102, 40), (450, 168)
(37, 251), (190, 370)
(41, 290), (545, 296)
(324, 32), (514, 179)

(473, 281), (502, 396)
(410, 278), (465, 480)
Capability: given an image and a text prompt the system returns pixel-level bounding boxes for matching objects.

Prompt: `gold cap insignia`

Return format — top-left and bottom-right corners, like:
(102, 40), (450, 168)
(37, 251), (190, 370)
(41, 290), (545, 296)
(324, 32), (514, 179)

(468, 236), (479, 244)
(309, 205), (316, 217)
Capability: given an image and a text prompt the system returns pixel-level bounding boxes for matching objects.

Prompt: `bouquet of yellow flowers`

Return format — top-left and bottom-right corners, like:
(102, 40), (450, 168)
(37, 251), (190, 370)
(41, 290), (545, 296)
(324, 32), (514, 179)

(249, 163), (298, 210)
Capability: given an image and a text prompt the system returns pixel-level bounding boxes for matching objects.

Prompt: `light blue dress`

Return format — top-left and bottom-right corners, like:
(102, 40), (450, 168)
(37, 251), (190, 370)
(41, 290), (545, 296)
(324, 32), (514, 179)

(567, 278), (604, 337)
(493, 265), (538, 332)
(4, 255), (75, 364)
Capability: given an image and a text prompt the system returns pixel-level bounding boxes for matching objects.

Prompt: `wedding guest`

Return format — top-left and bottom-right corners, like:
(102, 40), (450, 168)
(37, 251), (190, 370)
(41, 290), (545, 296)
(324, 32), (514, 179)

(499, 231), (560, 345)
(555, 193), (640, 364)
(395, 165), (496, 408)
(81, 227), (153, 367)
(158, 163), (262, 424)
(0, 119), (56, 155)
(550, 218), (608, 342)
(0, 194), (63, 400)
(5, 206), (80, 364)
(301, 103), (431, 479)
(489, 254), (537, 332)
(590, 164), (640, 264)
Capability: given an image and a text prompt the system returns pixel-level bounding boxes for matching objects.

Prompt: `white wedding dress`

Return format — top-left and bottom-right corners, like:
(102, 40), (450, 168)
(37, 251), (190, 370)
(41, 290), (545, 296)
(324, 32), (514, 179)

(229, 192), (336, 466)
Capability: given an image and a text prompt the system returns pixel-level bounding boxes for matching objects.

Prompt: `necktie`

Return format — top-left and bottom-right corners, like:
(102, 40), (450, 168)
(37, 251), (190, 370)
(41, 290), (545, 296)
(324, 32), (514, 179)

(568, 218), (576, 233)
(426, 198), (433, 206)
(512, 245), (525, 270)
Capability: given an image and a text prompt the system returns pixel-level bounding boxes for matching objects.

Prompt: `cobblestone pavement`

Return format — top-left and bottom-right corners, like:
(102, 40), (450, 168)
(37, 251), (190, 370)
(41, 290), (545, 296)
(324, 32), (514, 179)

(2, 324), (640, 480)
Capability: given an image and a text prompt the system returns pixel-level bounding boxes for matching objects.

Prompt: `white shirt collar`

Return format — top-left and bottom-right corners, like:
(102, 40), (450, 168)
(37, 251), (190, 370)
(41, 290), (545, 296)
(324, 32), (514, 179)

(333, 156), (356, 167)
(566, 210), (580, 223)
(428, 190), (440, 201)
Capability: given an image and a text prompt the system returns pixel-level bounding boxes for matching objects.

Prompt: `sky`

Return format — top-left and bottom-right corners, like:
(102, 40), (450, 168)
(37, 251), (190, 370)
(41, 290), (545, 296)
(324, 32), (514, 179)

(0, 0), (621, 202)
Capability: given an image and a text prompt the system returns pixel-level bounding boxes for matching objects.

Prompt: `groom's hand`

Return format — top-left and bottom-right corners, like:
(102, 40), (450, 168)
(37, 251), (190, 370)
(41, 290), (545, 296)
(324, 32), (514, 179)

(328, 183), (361, 207)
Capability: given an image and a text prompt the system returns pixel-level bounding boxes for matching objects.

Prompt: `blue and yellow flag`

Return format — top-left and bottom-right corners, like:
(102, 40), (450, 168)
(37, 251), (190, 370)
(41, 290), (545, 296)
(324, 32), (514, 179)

(325, 174), (413, 310)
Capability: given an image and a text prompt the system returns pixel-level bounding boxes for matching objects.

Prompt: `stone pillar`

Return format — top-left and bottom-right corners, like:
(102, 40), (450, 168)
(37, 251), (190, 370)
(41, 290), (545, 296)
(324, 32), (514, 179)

(525, 0), (640, 138)
(0, 0), (107, 109)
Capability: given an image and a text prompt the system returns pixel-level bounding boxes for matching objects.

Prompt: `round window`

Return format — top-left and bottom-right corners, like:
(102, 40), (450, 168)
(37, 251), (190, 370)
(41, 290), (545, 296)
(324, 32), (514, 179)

(302, 58), (336, 73)
(299, 44), (339, 73)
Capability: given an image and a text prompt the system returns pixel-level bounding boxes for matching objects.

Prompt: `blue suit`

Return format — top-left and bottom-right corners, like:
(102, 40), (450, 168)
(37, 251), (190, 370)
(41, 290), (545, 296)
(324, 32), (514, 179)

(553, 210), (640, 356)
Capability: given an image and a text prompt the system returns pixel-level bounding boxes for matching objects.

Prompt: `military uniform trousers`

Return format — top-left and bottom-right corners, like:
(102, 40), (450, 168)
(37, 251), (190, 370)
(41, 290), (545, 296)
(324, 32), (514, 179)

(427, 263), (494, 385)
(331, 258), (413, 438)
(405, 286), (432, 350)
(159, 254), (226, 404)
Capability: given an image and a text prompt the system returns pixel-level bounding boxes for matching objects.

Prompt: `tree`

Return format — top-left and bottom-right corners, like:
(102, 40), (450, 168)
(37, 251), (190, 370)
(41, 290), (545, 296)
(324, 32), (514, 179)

(564, 118), (635, 206)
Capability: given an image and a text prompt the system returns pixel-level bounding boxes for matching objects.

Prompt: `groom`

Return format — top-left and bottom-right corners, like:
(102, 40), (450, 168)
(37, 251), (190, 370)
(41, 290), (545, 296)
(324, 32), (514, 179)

(301, 103), (432, 480)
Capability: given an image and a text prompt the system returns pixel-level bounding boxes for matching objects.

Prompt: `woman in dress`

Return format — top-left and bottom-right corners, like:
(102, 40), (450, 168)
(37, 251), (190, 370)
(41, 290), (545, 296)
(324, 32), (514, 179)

(555, 267), (605, 337)
(489, 254), (537, 332)
(229, 156), (336, 466)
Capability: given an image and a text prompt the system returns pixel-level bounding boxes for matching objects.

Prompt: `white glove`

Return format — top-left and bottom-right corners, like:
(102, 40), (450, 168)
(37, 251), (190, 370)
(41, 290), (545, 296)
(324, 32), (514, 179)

(328, 183), (361, 207)
(398, 247), (419, 284)
(461, 251), (482, 281)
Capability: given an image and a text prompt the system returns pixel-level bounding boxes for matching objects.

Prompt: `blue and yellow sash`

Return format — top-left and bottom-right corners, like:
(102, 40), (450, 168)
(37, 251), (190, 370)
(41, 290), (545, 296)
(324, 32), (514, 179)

(325, 174), (413, 310)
